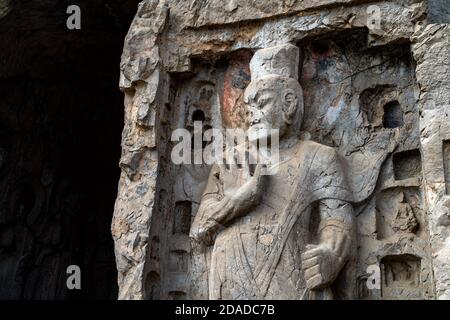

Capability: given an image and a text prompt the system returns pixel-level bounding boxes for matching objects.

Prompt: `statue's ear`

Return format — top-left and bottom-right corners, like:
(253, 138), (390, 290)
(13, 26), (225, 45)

(282, 88), (298, 124)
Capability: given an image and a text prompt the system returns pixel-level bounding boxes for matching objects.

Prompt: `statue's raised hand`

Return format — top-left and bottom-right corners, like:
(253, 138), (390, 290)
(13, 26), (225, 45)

(219, 160), (265, 213)
(190, 158), (265, 247)
(301, 228), (351, 290)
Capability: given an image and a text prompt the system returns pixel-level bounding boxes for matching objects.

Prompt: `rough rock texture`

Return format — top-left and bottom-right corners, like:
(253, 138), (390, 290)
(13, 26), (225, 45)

(112, 0), (169, 300)
(114, 0), (450, 300)
(413, 25), (450, 299)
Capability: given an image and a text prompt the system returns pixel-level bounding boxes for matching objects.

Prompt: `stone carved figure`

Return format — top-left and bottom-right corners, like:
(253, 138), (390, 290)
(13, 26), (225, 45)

(392, 193), (419, 235)
(189, 44), (355, 299)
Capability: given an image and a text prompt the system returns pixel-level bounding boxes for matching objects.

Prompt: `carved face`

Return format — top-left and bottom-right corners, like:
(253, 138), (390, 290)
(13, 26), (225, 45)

(244, 75), (301, 142)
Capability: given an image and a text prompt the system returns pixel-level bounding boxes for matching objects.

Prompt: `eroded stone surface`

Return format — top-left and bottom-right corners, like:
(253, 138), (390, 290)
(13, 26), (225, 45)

(413, 24), (450, 299)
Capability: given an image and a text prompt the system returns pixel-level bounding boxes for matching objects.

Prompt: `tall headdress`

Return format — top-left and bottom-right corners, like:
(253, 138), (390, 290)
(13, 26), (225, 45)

(249, 43), (299, 80)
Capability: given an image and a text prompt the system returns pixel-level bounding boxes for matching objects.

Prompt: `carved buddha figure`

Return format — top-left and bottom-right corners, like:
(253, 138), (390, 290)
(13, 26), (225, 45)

(190, 44), (355, 300)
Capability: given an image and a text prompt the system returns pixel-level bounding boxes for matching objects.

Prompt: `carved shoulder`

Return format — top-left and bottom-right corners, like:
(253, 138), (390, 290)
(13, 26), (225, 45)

(298, 140), (350, 194)
(300, 140), (342, 168)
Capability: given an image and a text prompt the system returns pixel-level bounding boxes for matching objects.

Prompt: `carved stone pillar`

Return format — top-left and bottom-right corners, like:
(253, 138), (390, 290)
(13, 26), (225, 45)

(413, 24), (450, 300)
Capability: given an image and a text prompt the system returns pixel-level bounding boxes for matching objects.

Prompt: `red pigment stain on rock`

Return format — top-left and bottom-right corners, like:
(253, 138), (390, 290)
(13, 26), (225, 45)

(221, 50), (252, 129)
(301, 41), (335, 82)
(301, 60), (316, 81)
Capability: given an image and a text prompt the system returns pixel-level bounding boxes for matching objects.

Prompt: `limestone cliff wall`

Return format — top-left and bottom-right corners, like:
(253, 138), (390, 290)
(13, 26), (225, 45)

(113, 0), (450, 300)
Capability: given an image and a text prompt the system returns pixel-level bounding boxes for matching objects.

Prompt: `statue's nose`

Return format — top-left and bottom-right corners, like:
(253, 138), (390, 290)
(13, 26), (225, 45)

(250, 118), (261, 125)
(249, 109), (262, 124)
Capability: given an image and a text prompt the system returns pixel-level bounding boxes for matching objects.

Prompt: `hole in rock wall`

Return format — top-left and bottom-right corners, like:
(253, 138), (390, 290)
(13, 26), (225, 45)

(169, 291), (187, 300)
(0, 0), (140, 299)
(311, 41), (330, 55)
(381, 255), (422, 299)
(173, 201), (192, 235)
(145, 271), (160, 300)
(168, 250), (189, 273)
(359, 86), (404, 129)
(393, 149), (422, 181)
(192, 110), (206, 122)
(383, 101), (404, 128)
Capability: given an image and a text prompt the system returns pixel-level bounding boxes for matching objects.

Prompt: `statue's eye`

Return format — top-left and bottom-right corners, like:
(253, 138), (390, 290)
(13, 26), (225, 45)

(257, 98), (269, 109)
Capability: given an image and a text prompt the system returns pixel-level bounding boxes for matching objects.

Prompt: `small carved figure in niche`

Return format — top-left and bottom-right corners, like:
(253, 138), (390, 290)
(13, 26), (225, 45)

(384, 261), (417, 286)
(392, 192), (418, 235)
(381, 255), (422, 299)
(190, 44), (355, 300)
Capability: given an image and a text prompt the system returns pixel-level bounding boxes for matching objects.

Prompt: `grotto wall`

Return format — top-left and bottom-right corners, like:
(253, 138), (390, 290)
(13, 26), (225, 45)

(113, 0), (450, 300)
(413, 24), (450, 299)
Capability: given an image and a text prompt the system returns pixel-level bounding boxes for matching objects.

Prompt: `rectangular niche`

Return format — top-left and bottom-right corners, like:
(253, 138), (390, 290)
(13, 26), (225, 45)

(168, 250), (189, 273)
(443, 140), (450, 195)
(381, 255), (422, 299)
(393, 149), (422, 181)
(173, 201), (192, 235)
(168, 291), (187, 300)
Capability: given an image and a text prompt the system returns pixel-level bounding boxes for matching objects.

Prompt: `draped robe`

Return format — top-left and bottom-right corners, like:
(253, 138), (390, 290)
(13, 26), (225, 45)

(191, 140), (354, 299)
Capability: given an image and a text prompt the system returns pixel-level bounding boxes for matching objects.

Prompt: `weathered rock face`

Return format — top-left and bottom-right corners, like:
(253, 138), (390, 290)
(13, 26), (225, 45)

(0, 0), (140, 299)
(114, 0), (450, 300)
(413, 24), (450, 300)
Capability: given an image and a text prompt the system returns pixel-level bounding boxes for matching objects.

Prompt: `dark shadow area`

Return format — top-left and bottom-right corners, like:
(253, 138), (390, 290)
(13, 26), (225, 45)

(383, 100), (403, 129)
(0, 0), (140, 299)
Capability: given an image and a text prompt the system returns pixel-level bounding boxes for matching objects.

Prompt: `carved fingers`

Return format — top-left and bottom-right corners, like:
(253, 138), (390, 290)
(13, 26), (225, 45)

(190, 196), (234, 245)
(305, 274), (324, 290)
(301, 244), (324, 289)
(190, 217), (219, 246)
(219, 160), (250, 195)
(301, 244), (336, 290)
(302, 256), (319, 269)
(250, 163), (264, 193)
(219, 163), (239, 194)
(220, 155), (265, 204)
(232, 163), (265, 207)
(241, 151), (252, 179)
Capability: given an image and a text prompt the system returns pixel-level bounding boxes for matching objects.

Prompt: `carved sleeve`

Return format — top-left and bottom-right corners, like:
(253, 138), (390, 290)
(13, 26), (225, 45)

(189, 165), (234, 245)
(317, 198), (354, 270)
(316, 146), (354, 270)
